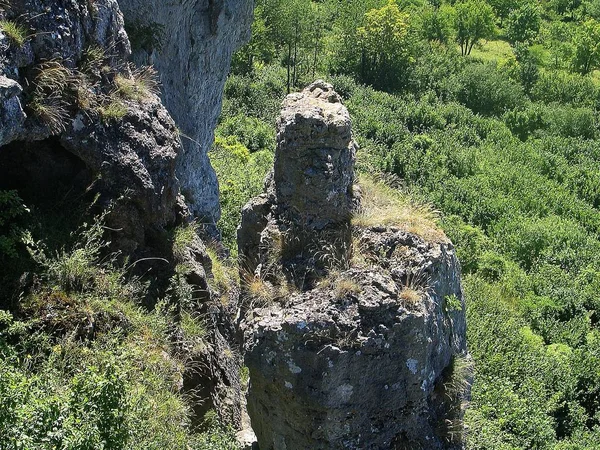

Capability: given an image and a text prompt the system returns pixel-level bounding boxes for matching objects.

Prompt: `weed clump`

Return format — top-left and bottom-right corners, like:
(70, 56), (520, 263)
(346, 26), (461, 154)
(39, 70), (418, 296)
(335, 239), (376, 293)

(0, 19), (27, 46)
(114, 66), (160, 102)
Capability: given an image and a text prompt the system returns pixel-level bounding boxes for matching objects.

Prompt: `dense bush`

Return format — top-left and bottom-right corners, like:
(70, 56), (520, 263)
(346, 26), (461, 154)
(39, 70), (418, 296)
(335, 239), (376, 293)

(457, 62), (526, 115)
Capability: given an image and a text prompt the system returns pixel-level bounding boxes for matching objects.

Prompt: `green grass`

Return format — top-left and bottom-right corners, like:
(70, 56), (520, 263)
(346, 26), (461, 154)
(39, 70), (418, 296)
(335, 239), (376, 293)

(99, 100), (127, 122)
(467, 39), (514, 64)
(0, 20), (27, 46)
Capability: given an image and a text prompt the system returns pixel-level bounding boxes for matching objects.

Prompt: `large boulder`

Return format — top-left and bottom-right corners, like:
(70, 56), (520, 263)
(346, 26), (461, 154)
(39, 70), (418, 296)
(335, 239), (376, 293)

(244, 228), (468, 450)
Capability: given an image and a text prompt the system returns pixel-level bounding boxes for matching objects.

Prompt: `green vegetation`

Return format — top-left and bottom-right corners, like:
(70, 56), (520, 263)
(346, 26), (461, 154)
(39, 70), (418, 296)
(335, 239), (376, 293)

(0, 19), (27, 46)
(0, 204), (239, 449)
(214, 0), (600, 447)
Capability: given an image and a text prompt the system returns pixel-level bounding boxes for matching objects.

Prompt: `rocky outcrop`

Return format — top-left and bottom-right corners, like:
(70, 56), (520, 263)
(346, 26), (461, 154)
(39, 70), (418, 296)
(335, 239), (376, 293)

(117, 0), (254, 223)
(239, 82), (470, 449)
(0, 0), (180, 253)
(0, 0), (243, 428)
(238, 81), (357, 284)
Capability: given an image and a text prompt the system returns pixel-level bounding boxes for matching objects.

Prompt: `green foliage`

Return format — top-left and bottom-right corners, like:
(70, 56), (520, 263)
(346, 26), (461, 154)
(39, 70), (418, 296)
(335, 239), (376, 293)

(210, 136), (273, 253)
(454, 0), (496, 56)
(506, 3), (541, 44)
(357, 0), (413, 90)
(217, 114), (275, 153)
(457, 62), (525, 115)
(418, 4), (455, 44)
(124, 20), (165, 53)
(572, 19), (600, 74)
(0, 20), (27, 46)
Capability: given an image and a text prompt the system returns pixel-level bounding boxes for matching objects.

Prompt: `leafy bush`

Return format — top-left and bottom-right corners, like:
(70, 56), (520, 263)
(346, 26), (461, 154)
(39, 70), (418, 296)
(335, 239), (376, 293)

(217, 114), (275, 153)
(457, 62), (526, 115)
(210, 136), (273, 253)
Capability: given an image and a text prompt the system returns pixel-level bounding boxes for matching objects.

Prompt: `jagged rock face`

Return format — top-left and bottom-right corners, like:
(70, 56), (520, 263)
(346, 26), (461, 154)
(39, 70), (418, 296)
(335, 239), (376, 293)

(117, 0), (254, 223)
(275, 81), (357, 229)
(0, 0), (181, 252)
(244, 229), (468, 450)
(239, 83), (470, 449)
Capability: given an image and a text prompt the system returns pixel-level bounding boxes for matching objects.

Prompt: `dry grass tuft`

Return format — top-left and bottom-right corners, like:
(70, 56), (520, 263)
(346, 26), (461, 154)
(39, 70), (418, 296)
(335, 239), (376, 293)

(114, 66), (159, 102)
(352, 174), (447, 243)
(29, 97), (69, 133)
(399, 287), (422, 305)
(244, 274), (275, 307)
(333, 276), (361, 299)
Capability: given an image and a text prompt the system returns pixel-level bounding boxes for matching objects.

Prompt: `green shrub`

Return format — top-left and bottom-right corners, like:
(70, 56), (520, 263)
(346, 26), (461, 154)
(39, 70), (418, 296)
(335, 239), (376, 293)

(217, 114), (275, 153)
(457, 62), (526, 115)
(210, 136), (273, 253)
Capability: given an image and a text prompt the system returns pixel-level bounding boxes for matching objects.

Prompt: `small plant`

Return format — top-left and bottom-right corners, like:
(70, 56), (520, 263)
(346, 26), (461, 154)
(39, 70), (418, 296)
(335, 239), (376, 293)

(0, 20), (27, 46)
(114, 66), (159, 102)
(28, 97), (69, 133)
(444, 294), (462, 313)
(205, 246), (238, 295)
(172, 223), (198, 260)
(180, 311), (207, 354)
(333, 276), (361, 299)
(398, 267), (430, 308)
(27, 61), (74, 132)
(399, 287), (421, 305)
(98, 100), (127, 122)
(241, 271), (275, 307)
(79, 45), (105, 76)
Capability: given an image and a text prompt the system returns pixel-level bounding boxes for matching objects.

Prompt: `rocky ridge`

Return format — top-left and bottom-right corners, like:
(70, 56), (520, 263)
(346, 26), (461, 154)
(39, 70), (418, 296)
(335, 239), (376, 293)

(239, 82), (471, 449)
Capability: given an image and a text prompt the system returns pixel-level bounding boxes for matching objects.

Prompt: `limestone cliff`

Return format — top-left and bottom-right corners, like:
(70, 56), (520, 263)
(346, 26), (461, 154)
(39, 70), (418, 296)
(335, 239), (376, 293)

(117, 0), (254, 224)
(238, 82), (471, 450)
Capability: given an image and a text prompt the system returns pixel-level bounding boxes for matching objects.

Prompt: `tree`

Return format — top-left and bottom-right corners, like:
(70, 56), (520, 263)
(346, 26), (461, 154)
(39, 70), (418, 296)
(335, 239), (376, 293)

(231, 5), (276, 75)
(506, 3), (541, 44)
(572, 19), (600, 74)
(325, 0), (382, 78)
(419, 4), (455, 44)
(487, 0), (519, 24)
(258, 0), (311, 93)
(455, 0), (496, 56)
(549, 0), (583, 18)
(357, 0), (412, 90)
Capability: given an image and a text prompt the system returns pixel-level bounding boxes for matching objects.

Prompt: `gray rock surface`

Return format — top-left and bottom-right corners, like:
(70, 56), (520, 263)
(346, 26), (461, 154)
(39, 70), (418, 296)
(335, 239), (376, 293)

(238, 81), (358, 284)
(0, 0), (179, 252)
(239, 83), (470, 450)
(117, 0), (254, 223)
(0, 76), (25, 144)
(275, 80), (357, 229)
(243, 228), (469, 450)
